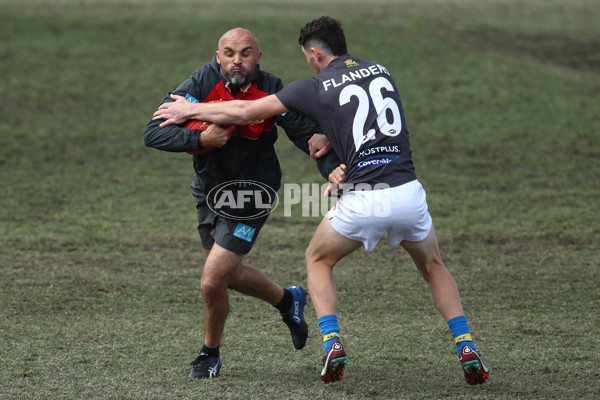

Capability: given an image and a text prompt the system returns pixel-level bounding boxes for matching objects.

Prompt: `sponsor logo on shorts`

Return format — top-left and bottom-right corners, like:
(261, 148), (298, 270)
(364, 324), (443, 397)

(185, 94), (199, 103)
(207, 180), (279, 220)
(233, 222), (256, 242)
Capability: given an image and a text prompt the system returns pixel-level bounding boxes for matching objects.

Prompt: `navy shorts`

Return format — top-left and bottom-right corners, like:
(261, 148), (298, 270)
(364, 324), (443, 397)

(195, 201), (268, 255)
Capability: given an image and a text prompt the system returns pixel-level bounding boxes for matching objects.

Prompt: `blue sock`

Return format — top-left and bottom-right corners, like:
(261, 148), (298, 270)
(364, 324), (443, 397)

(318, 315), (340, 353)
(447, 316), (476, 354)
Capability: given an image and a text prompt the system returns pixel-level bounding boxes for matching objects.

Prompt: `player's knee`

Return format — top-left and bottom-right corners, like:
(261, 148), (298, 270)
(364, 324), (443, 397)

(418, 259), (445, 282)
(304, 246), (313, 263)
(305, 244), (324, 266)
(201, 277), (227, 304)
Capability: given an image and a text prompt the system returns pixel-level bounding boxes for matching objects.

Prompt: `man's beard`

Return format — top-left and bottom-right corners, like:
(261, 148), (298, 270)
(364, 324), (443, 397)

(225, 67), (250, 86)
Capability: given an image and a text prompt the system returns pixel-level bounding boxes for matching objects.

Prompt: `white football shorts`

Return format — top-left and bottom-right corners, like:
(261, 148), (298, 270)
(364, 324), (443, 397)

(329, 179), (432, 251)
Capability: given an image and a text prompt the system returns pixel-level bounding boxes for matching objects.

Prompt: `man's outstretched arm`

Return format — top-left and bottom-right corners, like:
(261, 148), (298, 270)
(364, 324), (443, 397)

(153, 93), (288, 127)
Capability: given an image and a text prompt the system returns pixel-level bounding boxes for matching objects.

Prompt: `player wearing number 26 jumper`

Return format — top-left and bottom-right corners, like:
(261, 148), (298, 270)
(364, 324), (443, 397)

(152, 17), (489, 386)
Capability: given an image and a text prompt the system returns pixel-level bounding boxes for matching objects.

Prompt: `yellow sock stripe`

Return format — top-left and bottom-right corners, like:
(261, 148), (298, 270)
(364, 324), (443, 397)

(454, 333), (472, 344)
(322, 332), (340, 342)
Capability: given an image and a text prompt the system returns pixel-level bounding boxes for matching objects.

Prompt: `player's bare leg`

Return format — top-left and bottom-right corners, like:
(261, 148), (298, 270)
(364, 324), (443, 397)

(191, 242), (308, 379)
(201, 244), (293, 346)
(227, 252), (309, 348)
(306, 218), (362, 317)
(401, 226), (489, 385)
(227, 261), (284, 305)
(188, 244), (242, 379)
(305, 217), (361, 383)
(200, 243), (245, 348)
(400, 226), (464, 321)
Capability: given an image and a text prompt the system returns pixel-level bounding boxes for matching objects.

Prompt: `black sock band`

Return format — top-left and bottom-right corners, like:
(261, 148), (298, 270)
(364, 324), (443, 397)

(201, 344), (220, 357)
(275, 288), (293, 314)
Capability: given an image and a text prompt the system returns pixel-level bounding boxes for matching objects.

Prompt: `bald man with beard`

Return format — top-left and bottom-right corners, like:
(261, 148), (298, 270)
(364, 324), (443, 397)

(144, 28), (340, 379)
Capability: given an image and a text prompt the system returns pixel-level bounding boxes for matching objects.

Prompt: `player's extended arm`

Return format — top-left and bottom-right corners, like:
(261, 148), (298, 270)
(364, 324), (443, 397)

(154, 93), (288, 127)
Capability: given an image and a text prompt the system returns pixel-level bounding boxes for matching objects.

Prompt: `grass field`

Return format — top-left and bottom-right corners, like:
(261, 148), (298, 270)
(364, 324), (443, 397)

(1, 0), (599, 399)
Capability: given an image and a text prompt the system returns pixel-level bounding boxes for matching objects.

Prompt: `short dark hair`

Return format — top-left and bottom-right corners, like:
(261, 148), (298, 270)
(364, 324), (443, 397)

(298, 16), (347, 56)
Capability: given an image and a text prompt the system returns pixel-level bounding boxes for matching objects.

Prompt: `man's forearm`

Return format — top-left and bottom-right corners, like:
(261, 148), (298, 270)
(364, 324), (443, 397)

(190, 101), (254, 125)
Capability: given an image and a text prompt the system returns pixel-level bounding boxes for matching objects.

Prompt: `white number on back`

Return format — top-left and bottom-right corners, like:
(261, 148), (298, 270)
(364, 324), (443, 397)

(339, 77), (402, 151)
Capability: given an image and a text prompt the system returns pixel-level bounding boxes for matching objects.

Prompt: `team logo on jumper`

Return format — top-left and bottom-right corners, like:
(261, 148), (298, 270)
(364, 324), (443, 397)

(207, 180), (279, 220)
(233, 222), (256, 242)
(239, 83), (252, 93)
(345, 59), (359, 67)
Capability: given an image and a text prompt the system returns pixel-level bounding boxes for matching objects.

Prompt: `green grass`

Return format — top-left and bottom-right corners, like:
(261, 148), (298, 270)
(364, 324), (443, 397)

(1, 0), (599, 399)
